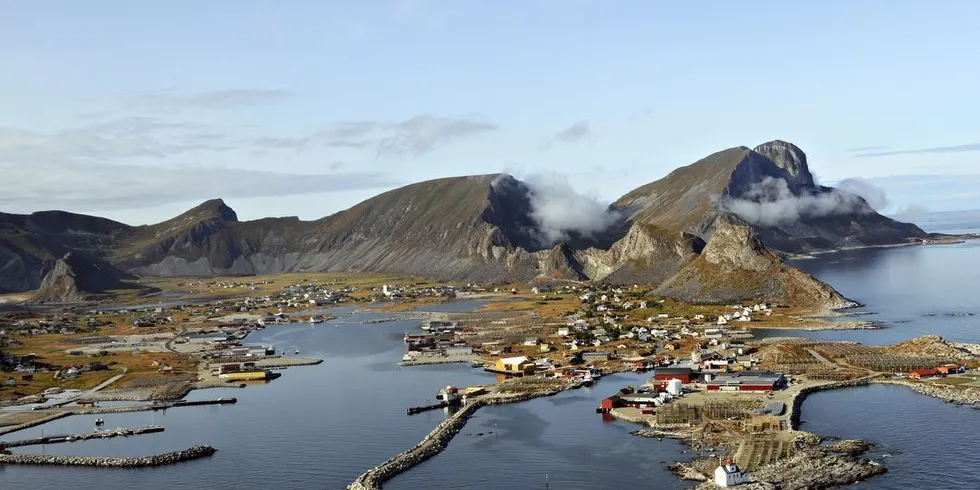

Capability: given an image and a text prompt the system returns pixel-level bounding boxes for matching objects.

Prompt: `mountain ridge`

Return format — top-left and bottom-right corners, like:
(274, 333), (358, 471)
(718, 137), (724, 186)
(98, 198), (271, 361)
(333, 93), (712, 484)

(1, 140), (933, 307)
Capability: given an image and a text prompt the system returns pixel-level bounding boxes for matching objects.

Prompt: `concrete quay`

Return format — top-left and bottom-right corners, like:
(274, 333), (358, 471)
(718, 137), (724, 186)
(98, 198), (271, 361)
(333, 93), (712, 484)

(1, 425), (164, 448)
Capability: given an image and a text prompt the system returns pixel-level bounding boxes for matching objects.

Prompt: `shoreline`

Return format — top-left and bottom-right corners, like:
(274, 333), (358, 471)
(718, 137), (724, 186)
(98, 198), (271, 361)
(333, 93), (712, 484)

(787, 236), (972, 260)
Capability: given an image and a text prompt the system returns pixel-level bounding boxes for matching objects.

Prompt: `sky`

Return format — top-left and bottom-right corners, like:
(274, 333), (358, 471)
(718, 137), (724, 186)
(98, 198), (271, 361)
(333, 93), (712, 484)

(1, 0), (979, 225)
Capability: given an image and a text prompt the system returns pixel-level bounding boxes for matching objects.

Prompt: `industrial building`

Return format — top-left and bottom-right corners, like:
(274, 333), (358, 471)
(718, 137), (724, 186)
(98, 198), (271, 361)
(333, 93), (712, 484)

(652, 367), (695, 383)
(705, 371), (785, 392)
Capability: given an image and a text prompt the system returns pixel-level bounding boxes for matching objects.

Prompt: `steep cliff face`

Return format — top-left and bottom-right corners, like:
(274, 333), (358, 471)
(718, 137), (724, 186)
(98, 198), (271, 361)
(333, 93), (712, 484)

(28, 252), (131, 304)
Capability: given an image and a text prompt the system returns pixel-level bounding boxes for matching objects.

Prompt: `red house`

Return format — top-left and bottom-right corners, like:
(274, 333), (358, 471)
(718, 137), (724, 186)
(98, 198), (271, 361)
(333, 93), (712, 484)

(909, 368), (939, 379)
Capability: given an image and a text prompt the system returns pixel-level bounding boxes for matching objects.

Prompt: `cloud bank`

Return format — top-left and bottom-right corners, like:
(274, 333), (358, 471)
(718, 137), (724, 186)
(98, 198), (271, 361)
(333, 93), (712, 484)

(520, 173), (621, 246)
(540, 120), (592, 150)
(716, 177), (875, 226)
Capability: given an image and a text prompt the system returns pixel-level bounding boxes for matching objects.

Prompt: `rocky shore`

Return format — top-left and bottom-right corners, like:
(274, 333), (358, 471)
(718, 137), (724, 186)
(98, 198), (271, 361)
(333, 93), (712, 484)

(692, 438), (885, 490)
(873, 378), (980, 405)
(347, 389), (563, 490)
(0, 445), (217, 467)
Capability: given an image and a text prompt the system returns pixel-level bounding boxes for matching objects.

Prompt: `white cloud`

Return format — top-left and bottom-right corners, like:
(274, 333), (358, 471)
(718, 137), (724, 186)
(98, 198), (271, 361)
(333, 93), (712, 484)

(253, 114), (498, 156)
(0, 160), (397, 213)
(540, 119), (592, 150)
(520, 173), (621, 246)
(716, 177), (873, 226)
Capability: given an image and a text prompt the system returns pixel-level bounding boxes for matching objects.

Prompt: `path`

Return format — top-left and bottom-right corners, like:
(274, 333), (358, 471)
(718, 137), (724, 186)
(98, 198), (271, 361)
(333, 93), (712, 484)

(804, 348), (837, 368)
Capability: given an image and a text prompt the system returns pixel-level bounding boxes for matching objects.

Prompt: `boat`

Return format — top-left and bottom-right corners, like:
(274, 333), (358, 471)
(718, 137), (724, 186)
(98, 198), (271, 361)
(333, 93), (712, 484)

(294, 349), (300, 354)
(470, 360), (483, 368)
(95, 418), (104, 425)
(309, 316), (324, 324)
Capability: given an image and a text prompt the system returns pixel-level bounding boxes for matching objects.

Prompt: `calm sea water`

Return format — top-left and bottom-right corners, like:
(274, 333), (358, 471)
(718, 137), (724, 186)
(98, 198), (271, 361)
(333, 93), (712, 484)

(757, 238), (980, 345)
(801, 385), (980, 490)
(2, 305), (691, 489)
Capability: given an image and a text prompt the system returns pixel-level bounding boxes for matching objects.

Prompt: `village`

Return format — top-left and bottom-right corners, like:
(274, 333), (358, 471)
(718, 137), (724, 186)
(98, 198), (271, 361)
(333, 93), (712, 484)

(3, 273), (980, 488)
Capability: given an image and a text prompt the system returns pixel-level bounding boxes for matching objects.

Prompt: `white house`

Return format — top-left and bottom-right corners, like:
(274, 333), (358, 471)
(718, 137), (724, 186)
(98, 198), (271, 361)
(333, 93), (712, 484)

(714, 458), (748, 487)
(557, 327), (571, 337)
(717, 316), (728, 325)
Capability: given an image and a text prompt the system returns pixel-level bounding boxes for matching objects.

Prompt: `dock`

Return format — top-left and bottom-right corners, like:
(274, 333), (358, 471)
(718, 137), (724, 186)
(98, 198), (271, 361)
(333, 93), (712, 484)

(0, 425), (164, 448)
(406, 402), (450, 415)
(154, 397), (237, 410)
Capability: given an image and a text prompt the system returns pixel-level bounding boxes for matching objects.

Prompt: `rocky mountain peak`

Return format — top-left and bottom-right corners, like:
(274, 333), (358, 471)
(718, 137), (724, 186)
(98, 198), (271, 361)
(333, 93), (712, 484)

(752, 140), (815, 188)
(185, 198), (238, 222)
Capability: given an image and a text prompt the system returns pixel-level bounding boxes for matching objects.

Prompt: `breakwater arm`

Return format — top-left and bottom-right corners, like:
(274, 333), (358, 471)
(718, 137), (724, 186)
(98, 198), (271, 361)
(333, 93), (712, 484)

(348, 389), (563, 490)
(0, 445), (216, 467)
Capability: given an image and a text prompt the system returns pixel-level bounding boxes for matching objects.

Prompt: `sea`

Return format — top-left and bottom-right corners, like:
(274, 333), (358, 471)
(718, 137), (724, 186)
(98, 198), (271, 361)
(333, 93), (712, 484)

(4, 212), (980, 489)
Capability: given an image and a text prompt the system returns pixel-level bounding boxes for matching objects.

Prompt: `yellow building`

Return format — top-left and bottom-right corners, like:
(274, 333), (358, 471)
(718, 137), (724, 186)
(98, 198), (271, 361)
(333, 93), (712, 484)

(219, 371), (269, 381)
(495, 356), (535, 374)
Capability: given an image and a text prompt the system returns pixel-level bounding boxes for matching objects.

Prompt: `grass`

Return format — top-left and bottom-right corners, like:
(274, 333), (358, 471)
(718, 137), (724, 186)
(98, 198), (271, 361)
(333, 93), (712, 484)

(929, 376), (977, 386)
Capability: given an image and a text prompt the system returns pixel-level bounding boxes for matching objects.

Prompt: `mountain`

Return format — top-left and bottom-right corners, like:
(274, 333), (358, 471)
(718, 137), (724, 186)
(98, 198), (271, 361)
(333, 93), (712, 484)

(613, 140), (928, 254)
(2, 140), (927, 307)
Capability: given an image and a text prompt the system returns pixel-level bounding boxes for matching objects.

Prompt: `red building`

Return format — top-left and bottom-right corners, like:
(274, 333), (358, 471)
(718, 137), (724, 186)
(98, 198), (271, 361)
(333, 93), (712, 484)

(705, 372), (785, 392)
(652, 367), (694, 383)
(909, 368), (939, 379)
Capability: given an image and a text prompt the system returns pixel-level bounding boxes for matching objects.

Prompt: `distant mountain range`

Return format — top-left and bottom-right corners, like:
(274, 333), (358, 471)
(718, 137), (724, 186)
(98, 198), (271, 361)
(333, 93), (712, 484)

(1, 140), (934, 306)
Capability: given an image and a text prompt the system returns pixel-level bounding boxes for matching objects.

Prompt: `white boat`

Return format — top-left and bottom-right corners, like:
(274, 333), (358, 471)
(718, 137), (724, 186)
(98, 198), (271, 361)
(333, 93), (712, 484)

(294, 349), (300, 354)
(310, 316), (324, 324)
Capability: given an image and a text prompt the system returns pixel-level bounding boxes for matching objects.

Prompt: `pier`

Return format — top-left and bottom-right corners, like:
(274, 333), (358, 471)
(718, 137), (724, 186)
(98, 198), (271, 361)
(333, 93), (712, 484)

(1, 425), (164, 448)
(406, 402), (451, 415)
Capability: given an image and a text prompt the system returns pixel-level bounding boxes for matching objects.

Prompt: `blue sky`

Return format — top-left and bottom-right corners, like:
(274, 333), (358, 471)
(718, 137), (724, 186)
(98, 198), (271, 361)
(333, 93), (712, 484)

(1, 1), (978, 224)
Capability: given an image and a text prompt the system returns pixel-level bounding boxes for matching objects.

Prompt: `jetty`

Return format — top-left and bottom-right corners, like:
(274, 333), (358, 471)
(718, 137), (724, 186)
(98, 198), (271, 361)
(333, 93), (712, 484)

(0, 425), (164, 448)
(406, 402), (450, 415)
(0, 445), (217, 467)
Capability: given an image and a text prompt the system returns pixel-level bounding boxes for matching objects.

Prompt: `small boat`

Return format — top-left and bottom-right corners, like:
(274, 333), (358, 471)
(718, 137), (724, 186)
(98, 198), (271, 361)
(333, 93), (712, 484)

(294, 349), (300, 354)
(95, 418), (104, 425)
(470, 360), (483, 368)
(310, 316), (324, 324)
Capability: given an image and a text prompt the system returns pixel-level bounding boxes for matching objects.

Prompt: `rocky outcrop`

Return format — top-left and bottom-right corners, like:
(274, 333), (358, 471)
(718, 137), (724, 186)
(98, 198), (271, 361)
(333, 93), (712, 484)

(0, 445), (216, 467)
(28, 252), (130, 304)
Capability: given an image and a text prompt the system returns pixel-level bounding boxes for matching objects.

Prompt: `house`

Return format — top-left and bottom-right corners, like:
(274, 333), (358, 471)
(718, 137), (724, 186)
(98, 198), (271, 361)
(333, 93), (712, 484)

(557, 327), (571, 337)
(910, 368), (939, 379)
(523, 337), (539, 347)
(652, 367), (694, 383)
(937, 364), (966, 375)
(582, 351), (612, 362)
(717, 316), (728, 325)
(495, 356), (535, 374)
(706, 372), (785, 392)
(3, 377), (15, 386)
(714, 458), (748, 487)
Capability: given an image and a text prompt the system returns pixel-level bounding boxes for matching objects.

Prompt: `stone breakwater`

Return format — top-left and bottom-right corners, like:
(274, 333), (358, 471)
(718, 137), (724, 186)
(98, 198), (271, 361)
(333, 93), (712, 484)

(347, 390), (562, 490)
(873, 378), (980, 405)
(789, 378), (871, 430)
(0, 445), (217, 467)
